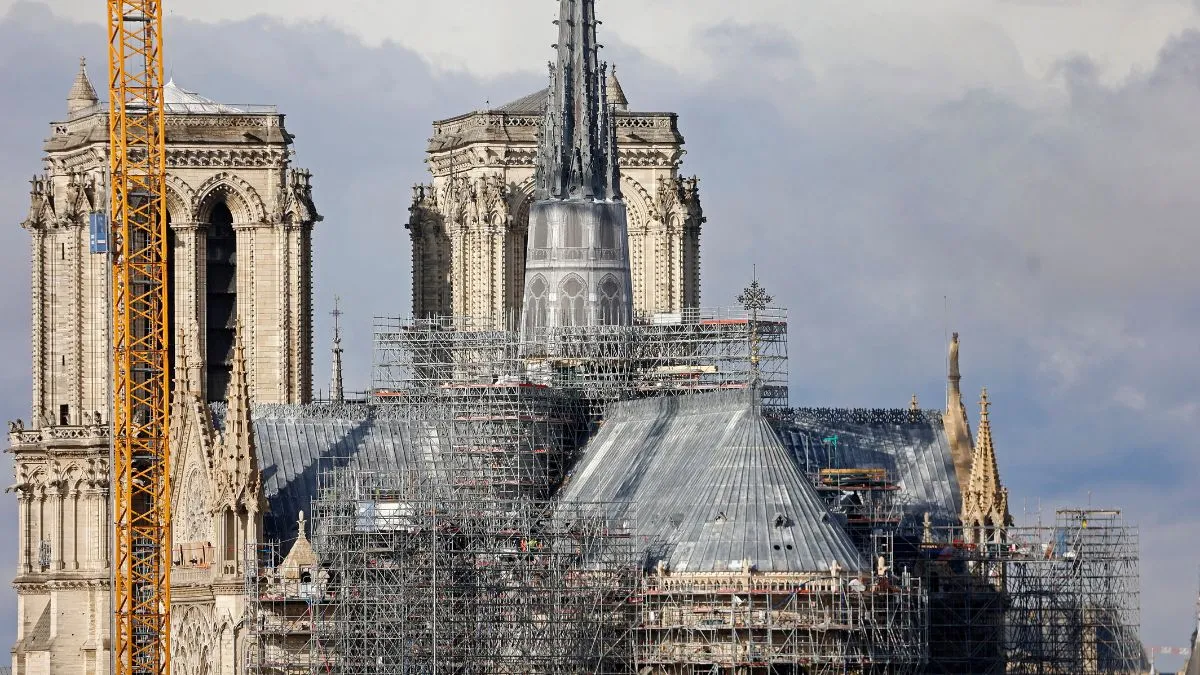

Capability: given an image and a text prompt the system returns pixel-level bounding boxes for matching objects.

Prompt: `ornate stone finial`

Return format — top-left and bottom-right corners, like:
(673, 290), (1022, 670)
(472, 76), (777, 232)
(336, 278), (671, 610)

(737, 279), (773, 312)
(922, 512), (934, 544)
(67, 56), (99, 114)
(979, 387), (991, 421)
(910, 394), (920, 412)
(298, 510), (307, 538)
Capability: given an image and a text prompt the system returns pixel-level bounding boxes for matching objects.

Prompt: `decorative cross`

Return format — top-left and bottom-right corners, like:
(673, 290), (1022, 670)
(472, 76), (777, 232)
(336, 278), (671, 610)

(737, 279), (773, 312)
(331, 296), (343, 341)
(979, 388), (991, 417)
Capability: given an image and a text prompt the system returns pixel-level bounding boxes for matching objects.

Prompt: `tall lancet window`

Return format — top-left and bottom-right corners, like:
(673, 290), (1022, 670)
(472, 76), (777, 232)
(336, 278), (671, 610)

(559, 275), (586, 327)
(598, 275), (621, 325)
(206, 203), (237, 402)
(523, 275), (549, 335)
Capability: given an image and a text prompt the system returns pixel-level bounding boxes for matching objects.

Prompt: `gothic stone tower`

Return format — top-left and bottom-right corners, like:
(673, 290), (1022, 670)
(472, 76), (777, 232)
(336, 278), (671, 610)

(410, 41), (703, 326)
(8, 62), (319, 675)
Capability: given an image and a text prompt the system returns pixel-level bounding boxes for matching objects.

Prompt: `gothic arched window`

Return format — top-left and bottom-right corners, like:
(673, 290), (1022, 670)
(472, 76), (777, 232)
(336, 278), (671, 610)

(558, 274), (586, 327)
(598, 275), (622, 325)
(206, 202), (237, 403)
(523, 274), (549, 334)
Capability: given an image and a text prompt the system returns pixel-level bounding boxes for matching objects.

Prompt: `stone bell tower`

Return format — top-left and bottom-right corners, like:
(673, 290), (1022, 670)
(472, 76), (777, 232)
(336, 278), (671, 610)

(8, 59), (320, 675)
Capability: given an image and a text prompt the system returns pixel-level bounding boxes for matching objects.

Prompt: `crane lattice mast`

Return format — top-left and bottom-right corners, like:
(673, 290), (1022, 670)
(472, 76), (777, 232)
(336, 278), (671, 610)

(106, 2), (172, 675)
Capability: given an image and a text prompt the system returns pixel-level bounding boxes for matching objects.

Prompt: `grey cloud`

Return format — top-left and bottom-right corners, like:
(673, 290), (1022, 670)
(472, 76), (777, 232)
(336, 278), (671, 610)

(3, 1), (1200, 660)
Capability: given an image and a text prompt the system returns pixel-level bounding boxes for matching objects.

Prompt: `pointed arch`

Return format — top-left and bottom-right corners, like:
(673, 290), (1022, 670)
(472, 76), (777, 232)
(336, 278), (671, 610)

(619, 175), (657, 233)
(164, 175), (198, 222)
(597, 274), (623, 325)
(194, 172), (267, 224)
(558, 274), (587, 327)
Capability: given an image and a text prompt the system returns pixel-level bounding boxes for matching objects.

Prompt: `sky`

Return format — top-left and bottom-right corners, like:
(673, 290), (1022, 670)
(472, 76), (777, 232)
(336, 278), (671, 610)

(2, 0), (1200, 668)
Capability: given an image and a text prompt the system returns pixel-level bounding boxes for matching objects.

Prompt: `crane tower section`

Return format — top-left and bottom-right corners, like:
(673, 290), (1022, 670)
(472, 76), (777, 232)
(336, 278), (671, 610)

(106, 2), (172, 675)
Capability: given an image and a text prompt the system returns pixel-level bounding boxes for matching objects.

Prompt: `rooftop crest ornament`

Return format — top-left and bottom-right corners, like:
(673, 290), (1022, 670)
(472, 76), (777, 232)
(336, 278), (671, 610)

(738, 279), (773, 312)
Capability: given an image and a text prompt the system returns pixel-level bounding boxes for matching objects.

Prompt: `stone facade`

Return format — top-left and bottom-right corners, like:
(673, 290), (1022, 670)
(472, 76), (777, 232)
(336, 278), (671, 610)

(409, 75), (704, 327)
(8, 63), (318, 675)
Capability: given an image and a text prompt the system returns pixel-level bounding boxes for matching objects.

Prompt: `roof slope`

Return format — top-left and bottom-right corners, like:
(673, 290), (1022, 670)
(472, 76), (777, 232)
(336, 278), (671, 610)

(774, 408), (962, 525)
(559, 391), (865, 574)
(252, 404), (434, 541)
(497, 88), (549, 114)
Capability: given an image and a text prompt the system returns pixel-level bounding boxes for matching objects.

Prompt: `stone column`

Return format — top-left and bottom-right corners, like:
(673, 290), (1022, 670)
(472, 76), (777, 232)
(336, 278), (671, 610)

(51, 479), (65, 570)
(32, 485), (46, 572)
(98, 482), (111, 568)
(172, 222), (204, 386)
(18, 489), (31, 573)
(69, 488), (81, 570)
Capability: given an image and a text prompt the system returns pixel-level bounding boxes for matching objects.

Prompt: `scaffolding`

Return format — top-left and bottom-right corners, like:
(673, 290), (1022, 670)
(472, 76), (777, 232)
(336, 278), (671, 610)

(306, 469), (639, 675)
(636, 534), (928, 674)
(372, 306), (789, 420)
(811, 468), (904, 554)
(245, 542), (321, 675)
(914, 509), (1143, 674)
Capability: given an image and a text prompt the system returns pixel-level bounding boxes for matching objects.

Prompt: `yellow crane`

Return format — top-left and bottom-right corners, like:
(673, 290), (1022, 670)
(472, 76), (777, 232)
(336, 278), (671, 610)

(106, 2), (171, 675)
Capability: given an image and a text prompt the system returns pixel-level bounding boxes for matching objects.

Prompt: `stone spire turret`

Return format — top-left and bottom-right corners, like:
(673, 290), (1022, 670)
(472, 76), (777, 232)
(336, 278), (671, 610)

(67, 57), (98, 114)
(280, 511), (318, 580)
(219, 322), (262, 515)
(535, 0), (620, 201)
(944, 332), (974, 498)
(608, 65), (628, 112)
(330, 297), (344, 403)
(520, 0), (634, 336)
(960, 388), (1010, 544)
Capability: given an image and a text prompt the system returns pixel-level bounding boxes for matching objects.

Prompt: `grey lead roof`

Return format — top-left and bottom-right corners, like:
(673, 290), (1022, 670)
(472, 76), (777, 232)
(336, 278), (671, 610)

(252, 404), (430, 541)
(774, 408), (962, 526)
(558, 391), (866, 574)
(497, 88), (549, 114)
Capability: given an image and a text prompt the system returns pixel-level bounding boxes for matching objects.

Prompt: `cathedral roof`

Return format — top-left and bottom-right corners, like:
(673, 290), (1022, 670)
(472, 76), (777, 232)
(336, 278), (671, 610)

(558, 390), (866, 574)
(251, 403), (431, 541)
(163, 79), (245, 114)
(774, 407), (963, 526)
(496, 88), (549, 114)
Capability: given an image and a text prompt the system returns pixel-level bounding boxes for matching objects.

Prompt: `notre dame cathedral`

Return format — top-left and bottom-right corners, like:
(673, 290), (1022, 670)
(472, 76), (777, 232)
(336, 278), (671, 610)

(7, 46), (711, 675)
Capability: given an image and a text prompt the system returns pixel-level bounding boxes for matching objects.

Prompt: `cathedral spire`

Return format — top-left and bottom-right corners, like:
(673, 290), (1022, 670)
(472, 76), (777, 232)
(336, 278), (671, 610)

(519, 0), (634, 336)
(960, 387), (1010, 544)
(67, 57), (98, 114)
(945, 332), (974, 497)
(330, 297), (345, 403)
(535, 0), (621, 201)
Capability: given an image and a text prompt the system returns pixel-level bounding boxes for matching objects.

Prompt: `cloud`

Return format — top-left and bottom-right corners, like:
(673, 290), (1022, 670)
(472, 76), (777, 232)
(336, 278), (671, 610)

(1, 0), (1196, 83)
(3, 0), (1200, 659)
